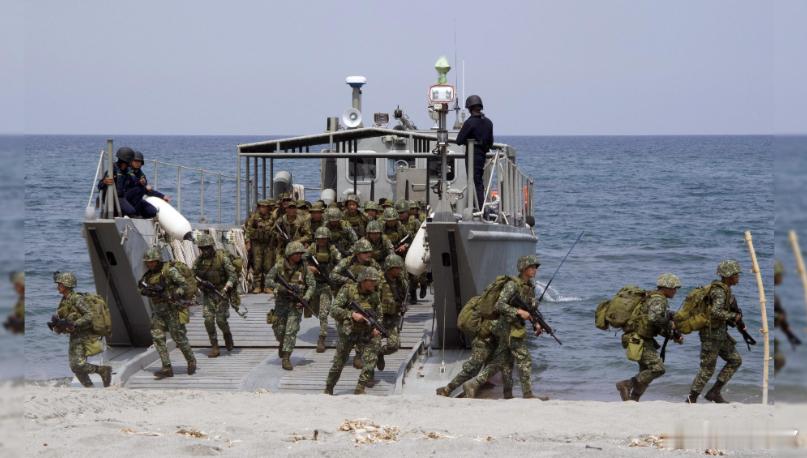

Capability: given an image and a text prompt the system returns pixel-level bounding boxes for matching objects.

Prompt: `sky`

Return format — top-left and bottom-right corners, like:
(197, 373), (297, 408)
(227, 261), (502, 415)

(2, 0), (804, 135)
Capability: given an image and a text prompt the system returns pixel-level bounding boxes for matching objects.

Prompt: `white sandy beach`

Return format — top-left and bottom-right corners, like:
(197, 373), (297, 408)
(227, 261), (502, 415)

(13, 385), (805, 457)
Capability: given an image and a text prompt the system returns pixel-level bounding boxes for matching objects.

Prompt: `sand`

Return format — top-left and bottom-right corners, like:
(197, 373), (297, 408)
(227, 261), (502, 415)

(15, 385), (806, 457)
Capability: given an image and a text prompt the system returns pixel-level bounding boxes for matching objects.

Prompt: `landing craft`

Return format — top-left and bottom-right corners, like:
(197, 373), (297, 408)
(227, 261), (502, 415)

(79, 58), (538, 397)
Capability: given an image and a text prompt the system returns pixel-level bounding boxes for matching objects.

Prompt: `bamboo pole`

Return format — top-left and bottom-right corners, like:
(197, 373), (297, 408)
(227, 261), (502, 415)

(788, 230), (807, 316)
(744, 231), (770, 404)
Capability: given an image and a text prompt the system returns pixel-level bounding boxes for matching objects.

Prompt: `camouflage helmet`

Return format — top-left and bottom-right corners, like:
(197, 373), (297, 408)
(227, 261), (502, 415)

(294, 199), (306, 208)
(358, 266), (381, 282)
(54, 271), (77, 288)
(383, 207), (399, 221)
(143, 247), (162, 262)
(345, 193), (360, 205)
(257, 199), (271, 207)
(408, 200), (419, 210)
(286, 200), (299, 209)
(310, 201), (326, 212)
(364, 201), (380, 212)
(325, 207), (343, 222)
(366, 220), (383, 234)
(196, 233), (215, 247)
(716, 259), (742, 278)
(774, 259), (784, 277)
(385, 254), (405, 270)
(285, 241), (307, 257)
(656, 273), (682, 289)
(516, 254), (541, 272)
(394, 200), (409, 213)
(315, 226), (331, 239)
(380, 198), (393, 208)
(353, 238), (374, 254)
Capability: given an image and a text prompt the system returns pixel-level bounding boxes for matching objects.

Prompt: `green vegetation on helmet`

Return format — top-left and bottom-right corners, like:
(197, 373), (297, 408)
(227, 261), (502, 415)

(315, 226), (331, 239)
(517, 254), (541, 272)
(656, 273), (682, 289)
(774, 260), (784, 277)
(285, 241), (307, 257)
(716, 259), (742, 278)
(384, 254), (405, 270)
(366, 220), (383, 233)
(353, 238), (373, 253)
(358, 266), (380, 282)
(383, 207), (398, 221)
(54, 271), (77, 288)
(143, 247), (162, 262)
(325, 207), (343, 222)
(196, 233), (215, 247)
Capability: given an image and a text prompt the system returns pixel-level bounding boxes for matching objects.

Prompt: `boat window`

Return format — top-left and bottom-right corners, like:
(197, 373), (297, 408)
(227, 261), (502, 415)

(386, 158), (416, 180)
(428, 158), (455, 181)
(348, 158), (376, 182)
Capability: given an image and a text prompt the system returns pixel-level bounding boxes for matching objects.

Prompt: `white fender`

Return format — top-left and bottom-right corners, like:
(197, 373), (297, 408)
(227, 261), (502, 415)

(405, 221), (429, 276)
(145, 196), (193, 241)
(320, 188), (336, 206)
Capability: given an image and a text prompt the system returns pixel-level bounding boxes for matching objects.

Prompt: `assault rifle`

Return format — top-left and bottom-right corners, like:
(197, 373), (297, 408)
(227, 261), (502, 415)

(511, 296), (562, 345)
(274, 273), (316, 316)
(728, 297), (757, 351)
(47, 315), (75, 334)
(138, 280), (165, 298)
(195, 276), (248, 318)
(659, 311), (683, 362)
(348, 300), (389, 338)
(394, 234), (411, 252)
(274, 221), (291, 242)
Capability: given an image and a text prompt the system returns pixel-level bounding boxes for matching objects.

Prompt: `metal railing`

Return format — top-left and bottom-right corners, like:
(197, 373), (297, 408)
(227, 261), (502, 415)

(479, 146), (534, 228)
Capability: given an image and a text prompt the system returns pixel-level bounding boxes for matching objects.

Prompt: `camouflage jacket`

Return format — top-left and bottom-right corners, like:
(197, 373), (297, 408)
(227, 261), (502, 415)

(265, 259), (316, 302)
(495, 277), (536, 334)
(275, 214), (311, 246)
(193, 249), (237, 290)
(245, 212), (275, 244)
(56, 291), (94, 334)
(707, 280), (738, 328)
(330, 282), (381, 335)
(330, 255), (382, 287)
(383, 221), (410, 247)
(368, 235), (394, 265)
(327, 221), (358, 256)
(140, 263), (188, 314)
(632, 291), (671, 339)
(379, 273), (408, 316)
(344, 210), (369, 239)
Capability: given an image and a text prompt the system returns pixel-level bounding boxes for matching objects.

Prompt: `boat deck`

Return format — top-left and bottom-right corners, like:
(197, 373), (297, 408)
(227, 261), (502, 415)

(120, 292), (434, 394)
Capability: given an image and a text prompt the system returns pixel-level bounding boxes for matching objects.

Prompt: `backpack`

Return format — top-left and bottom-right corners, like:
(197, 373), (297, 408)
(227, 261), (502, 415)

(477, 276), (517, 319)
(166, 260), (198, 300)
(595, 285), (646, 331)
(673, 284), (714, 334)
(457, 296), (483, 337)
(79, 292), (112, 337)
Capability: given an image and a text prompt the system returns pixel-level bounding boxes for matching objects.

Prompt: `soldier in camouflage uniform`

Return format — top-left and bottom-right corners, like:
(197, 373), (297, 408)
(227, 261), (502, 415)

(687, 260), (745, 403)
(193, 234), (238, 358)
(343, 193), (369, 239)
(365, 220), (394, 265)
(139, 248), (197, 379)
(305, 201), (327, 236)
(245, 199), (276, 293)
(325, 207), (358, 257)
(51, 272), (112, 387)
(324, 267), (384, 395)
(382, 207), (411, 258)
(265, 241), (316, 370)
(774, 260), (801, 374)
(274, 200), (312, 255)
(616, 273), (683, 401)
(463, 255), (543, 399)
(436, 316), (500, 397)
(3, 272), (25, 334)
(376, 254), (408, 372)
(307, 226), (342, 352)
(364, 201), (381, 221)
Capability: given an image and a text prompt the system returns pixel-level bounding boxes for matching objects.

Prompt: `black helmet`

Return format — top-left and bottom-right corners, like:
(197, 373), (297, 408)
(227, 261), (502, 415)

(133, 150), (144, 162)
(116, 147), (135, 164)
(465, 95), (483, 110)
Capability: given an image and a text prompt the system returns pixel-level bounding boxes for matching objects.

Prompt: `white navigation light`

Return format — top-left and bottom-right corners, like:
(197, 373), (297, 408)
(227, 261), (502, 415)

(428, 84), (455, 104)
(341, 107), (363, 129)
(345, 75), (367, 88)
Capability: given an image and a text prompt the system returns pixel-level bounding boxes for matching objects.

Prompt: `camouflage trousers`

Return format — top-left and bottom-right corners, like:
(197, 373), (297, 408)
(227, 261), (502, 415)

(310, 284), (333, 338)
(251, 242), (275, 285)
(326, 328), (381, 388)
(446, 334), (496, 391)
(151, 310), (196, 368)
(690, 330), (742, 393)
(380, 315), (401, 356)
(271, 297), (303, 354)
(202, 295), (231, 342)
(634, 338), (665, 385)
(68, 333), (102, 377)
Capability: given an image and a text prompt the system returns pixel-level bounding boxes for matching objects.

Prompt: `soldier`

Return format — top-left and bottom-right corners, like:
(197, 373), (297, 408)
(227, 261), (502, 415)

(324, 267), (384, 395)
(307, 226), (342, 352)
(435, 315), (499, 397)
(774, 260), (802, 374)
(616, 273), (683, 401)
(365, 220), (394, 265)
(325, 207), (358, 257)
(306, 201), (327, 235)
(244, 199), (276, 293)
(97, 146), (138, 217)
(51, 272), (112, 387)
(376, 254), (408, 371)
(274, 200), (311, 255)
(686, 260), (745, 403)
(364, 201), (381, 221)
(139, 248), (197, 379)
(265, 241), (316, 370)
(193, 234), (237, 358)
(3, 272), (24, 334)
(463, 255), (543, 399)
(297, 200), (311, 220)
(343, 193), (369, 239)
(382, 207), (410, 257)
(125, 150), (168, 218)
(456, 94), (494, 209)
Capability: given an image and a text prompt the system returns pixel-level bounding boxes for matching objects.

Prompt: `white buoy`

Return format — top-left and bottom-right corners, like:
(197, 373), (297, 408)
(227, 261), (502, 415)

(405, 221), (429, 275)
(145, 196), (193, 240)
(320, 188), (336, 205)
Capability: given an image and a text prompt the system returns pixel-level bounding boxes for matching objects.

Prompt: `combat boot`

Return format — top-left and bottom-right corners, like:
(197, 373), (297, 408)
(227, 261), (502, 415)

(323, 385), (334, 395)
(435, 384), (455, 397)
(281, 353), (293, 371)
(366, 377), (377, 388)
(376, 354), (386, 371)
(154, 366), (174, 380)
(685, 391), (700, 404)
(616, 378), (633, 401)
(630, 379), (649, 402)
(705, 381), (728, 403)
(99, 366), (112, 387)
(208, 342), (220, 358)
(263, 287), (273, 294)
(223, 332), (234, 352)
(462, 378), (481, 399)
(503, 388), (513, 399)
(187, 360), (197, 375)
(316, 335), (326, 353)
(252, 279), (263, 294)
(408, 287), (418, 305)
(352, 354), (364, 369)
(419, 282), (428, 299)
(76, 372), (94, 387)
(354, 383), (366, 395)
